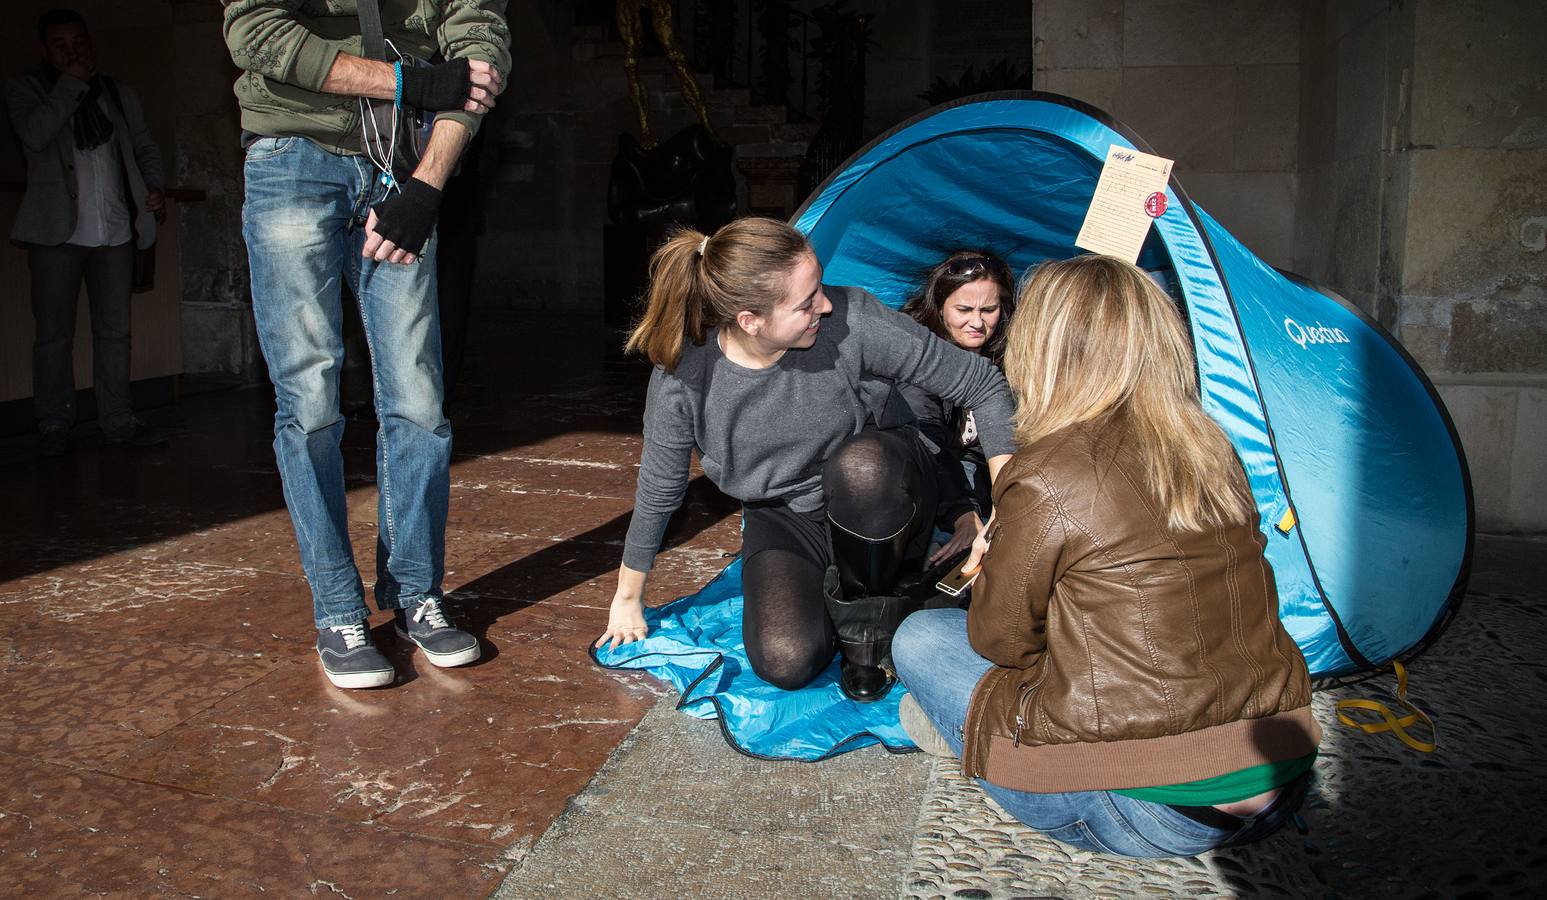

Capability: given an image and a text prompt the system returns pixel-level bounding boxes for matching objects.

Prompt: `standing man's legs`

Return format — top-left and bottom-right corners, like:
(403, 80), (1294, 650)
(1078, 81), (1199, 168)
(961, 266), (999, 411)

(244, 135), (476, 686)
(81, 241), (136, 437)
(28, 243), (88, 451)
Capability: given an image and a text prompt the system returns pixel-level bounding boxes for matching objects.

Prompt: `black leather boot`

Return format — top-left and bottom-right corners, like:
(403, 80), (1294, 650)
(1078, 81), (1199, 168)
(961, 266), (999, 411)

(825, 511), (939, 702)
(823, 565), (921, 702)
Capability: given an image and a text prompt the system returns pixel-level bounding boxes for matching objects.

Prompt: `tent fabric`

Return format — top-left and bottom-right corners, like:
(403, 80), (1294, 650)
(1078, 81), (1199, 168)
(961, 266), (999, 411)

(591, 559), (918, 761)
(794, 91), (1472, 677)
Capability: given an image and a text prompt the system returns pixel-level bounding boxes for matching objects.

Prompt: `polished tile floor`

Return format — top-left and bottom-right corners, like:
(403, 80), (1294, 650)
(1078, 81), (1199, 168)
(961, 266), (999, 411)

(0, 315), (741, 897)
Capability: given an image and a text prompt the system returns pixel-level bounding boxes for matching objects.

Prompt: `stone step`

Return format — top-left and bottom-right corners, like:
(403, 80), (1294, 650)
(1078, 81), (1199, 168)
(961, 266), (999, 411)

(705, 87), (752, 109)
(735, 141), (808, 160)
(718, 123), (774, 145)
(735, 104), (788, 126)
(775, 121), (821, 143)
(718, 121), (819, 149)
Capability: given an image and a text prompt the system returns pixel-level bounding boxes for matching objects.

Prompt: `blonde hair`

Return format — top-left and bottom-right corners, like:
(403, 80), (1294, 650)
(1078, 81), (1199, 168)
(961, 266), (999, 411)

(625, 217), (813, 372)
(1003, 255), (1256, 532)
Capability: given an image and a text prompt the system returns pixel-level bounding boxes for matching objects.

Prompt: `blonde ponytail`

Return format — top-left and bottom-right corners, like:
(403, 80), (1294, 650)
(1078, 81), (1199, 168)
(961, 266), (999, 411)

(625, 229), (709, 372)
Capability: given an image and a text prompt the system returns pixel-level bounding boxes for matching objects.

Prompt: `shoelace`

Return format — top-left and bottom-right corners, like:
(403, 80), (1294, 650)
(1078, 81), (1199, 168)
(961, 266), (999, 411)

(412, 598), (451, 630)
(330, 621), (369, 649)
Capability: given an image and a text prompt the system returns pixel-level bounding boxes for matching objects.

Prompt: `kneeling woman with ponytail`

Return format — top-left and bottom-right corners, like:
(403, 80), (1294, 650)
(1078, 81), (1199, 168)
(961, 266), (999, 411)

(891, 255), (1320, 857)
(596, 218), (1015, 702)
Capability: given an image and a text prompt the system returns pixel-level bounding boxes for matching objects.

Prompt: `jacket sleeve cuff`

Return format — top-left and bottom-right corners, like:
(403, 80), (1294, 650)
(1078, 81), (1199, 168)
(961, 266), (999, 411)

(621, 544), (657, 573)
(285, 34), (344, 93)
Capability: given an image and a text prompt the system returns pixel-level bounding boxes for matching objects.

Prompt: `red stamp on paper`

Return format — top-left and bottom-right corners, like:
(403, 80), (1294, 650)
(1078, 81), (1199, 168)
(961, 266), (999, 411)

(1144, 191), (1168, 218)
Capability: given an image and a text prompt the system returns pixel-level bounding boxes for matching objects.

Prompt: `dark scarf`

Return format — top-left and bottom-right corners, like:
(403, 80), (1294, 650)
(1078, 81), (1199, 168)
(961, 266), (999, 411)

(40, 61), (114, 151)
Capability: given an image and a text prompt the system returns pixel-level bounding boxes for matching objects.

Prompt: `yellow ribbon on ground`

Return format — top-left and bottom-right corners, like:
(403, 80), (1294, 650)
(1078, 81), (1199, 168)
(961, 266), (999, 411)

(1334, 660), (1437, 753)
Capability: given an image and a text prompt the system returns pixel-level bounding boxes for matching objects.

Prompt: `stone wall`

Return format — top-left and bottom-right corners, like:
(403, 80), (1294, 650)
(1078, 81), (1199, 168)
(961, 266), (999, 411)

(1031, 0), (1302, 269)
(1295, 0), (1547, 533)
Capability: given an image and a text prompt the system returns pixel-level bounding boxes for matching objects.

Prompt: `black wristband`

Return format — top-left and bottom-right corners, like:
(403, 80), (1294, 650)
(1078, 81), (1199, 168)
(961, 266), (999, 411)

(370, 177), (443, 256)
(399, 59), (471, 112)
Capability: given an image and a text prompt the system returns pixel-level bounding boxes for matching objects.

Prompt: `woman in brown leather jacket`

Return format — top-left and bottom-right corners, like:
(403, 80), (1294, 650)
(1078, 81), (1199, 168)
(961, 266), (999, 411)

(892, 255), (1320, 858)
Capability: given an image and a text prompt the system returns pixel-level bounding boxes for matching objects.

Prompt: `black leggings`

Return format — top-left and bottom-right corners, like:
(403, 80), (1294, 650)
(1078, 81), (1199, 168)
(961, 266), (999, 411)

(740, 429), (938, 690)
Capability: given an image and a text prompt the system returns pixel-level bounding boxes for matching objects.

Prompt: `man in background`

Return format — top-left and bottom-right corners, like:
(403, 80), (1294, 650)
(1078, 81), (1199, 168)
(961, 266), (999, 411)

(6, 8), (168, 456)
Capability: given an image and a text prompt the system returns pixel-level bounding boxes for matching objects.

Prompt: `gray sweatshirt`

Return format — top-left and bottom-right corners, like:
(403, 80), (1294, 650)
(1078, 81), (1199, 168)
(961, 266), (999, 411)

(622, 285), (1015, 572)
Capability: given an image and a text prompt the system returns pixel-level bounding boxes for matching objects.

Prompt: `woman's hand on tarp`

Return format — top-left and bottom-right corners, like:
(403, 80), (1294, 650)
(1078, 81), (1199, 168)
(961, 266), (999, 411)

(930, 510), (982, 567)
(598, 596), (648, 650)
(597, 565), (650, 649)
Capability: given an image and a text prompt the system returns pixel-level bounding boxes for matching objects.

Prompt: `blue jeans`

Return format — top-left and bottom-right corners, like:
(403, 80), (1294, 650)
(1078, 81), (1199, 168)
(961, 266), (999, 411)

(243, 137), (451, 628)
(893, 609), (1303, 858)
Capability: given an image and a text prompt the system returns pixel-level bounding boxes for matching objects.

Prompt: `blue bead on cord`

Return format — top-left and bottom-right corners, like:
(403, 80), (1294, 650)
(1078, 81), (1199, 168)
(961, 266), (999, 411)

(393, 60), (403, 109)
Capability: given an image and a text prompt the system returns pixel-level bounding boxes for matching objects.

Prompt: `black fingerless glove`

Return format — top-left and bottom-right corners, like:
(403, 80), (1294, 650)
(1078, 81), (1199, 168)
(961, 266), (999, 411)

(399, 59), (471, 112)
(370, 177), (443, 255)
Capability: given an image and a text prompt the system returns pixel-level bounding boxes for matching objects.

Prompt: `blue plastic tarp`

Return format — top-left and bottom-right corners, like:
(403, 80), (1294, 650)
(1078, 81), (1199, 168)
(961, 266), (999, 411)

(592, 559), (917, 761)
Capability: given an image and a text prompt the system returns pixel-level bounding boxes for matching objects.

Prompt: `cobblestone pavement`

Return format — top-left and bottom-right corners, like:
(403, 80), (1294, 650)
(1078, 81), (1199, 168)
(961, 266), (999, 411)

(503, 539), (1545, 899)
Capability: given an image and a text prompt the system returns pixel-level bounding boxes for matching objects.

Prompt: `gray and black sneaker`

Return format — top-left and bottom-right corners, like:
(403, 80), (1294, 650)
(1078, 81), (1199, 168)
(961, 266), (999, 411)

(394, 597), (480, 668)
(39, 425), (69, 458)
(103, 417), (169, 447)
(316, 621), (395, 689)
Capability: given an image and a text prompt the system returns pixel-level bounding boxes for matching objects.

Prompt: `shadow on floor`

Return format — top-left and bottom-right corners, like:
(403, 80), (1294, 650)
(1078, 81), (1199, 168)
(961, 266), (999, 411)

(0, 315), (655, 582)
(450, 475), (739, 658)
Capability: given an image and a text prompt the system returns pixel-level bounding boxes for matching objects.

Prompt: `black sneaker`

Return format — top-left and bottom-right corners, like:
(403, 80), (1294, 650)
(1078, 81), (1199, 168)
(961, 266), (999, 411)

(103, 417), (169, 447)
(394, 597), (480, 668)
(316, 621), (395, 689)
(39, 425), (70, 457)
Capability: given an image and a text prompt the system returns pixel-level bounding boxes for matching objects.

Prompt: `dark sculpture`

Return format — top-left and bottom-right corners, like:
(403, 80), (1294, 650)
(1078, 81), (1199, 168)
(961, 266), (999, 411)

(603, 124), (736, 326)
(607, 123), (736, 231)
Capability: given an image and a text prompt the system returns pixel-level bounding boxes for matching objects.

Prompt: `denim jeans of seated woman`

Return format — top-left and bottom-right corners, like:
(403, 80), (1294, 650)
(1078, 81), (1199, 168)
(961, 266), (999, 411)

(243, 136), (451, 629)
(892, 608), (1303, 858)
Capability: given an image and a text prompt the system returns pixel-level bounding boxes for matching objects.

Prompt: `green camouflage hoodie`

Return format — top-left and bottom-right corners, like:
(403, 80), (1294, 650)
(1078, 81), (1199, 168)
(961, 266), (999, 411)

(221, 0), (510, 154)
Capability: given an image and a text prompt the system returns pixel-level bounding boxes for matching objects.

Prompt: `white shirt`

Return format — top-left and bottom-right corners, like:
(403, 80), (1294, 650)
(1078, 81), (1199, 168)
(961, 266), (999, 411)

(67, 96), (131, 248)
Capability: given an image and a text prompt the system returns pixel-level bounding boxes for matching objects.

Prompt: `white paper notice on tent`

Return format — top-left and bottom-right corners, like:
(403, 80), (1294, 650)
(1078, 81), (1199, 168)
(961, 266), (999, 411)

(1074, 145), (1175, 264)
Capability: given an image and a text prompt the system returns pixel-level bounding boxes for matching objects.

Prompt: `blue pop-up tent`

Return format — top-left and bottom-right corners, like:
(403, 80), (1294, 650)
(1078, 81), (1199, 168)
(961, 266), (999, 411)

(595, 93), (1472, 761)
(794, 92), (1473, 678)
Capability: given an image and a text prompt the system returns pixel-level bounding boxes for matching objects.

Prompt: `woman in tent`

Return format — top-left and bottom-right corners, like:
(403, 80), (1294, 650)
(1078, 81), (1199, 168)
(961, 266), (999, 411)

(898, 251), (1018, 568)
(595, 217), (1015, 702)
(892, 254), (1320, 857)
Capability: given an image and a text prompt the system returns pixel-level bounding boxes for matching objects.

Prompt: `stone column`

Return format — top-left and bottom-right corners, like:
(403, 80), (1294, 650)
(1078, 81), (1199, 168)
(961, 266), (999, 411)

(1296, 0), (1547, 533)
(171, 0), (261, 387)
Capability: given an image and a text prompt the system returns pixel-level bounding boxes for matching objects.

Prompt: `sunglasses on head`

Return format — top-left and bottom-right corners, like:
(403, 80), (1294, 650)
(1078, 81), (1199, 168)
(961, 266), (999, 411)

(946, 256), (994, 277)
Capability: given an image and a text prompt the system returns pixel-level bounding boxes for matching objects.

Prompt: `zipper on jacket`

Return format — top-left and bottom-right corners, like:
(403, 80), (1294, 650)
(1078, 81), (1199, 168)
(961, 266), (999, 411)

(1011, 673), (1044, 747)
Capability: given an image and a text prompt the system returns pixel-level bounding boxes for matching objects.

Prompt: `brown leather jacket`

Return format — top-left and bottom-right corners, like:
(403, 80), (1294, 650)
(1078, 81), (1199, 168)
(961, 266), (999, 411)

(961, 419), (1319, 793)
